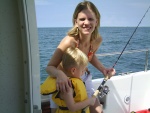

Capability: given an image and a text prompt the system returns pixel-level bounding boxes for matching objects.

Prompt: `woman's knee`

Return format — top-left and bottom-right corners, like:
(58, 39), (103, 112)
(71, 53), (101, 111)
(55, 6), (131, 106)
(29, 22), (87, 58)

(89, 98), (103, 113)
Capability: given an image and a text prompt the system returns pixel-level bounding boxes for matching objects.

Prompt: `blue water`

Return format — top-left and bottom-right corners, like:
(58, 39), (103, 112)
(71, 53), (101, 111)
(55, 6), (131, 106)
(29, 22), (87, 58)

(38, 27), (150, 83)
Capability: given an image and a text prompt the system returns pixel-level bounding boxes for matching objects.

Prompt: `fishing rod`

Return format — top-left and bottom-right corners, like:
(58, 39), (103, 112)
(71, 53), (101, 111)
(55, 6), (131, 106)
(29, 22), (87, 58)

(93, 6), (150, 97)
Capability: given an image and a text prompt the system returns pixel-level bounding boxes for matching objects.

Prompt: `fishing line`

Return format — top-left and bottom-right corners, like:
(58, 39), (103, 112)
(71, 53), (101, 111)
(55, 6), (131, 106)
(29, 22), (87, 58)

(93, 5), (150, 97)
(112, 6), (150, 68)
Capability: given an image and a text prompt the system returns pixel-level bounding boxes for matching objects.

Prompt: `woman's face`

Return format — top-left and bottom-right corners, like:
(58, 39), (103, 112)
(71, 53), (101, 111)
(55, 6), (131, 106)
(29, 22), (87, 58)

(75, 9), (98, 36)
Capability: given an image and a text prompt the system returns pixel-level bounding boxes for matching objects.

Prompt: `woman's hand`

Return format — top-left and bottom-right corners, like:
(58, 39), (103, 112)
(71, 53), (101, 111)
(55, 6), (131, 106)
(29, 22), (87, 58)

(103, 68), (116, 79)
(56, 70), (72, 93)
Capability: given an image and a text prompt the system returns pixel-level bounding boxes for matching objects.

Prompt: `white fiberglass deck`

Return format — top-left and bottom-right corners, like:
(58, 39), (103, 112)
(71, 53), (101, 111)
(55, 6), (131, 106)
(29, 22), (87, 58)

(92, 70), (150, 113)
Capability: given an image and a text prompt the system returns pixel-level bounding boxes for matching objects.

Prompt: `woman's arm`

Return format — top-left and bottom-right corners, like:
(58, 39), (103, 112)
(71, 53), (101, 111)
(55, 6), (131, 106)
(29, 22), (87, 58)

(46, 36), (76, 92)
(90, 36), (106, 74)
(90, 54), (106, 75)
(90, 36), (115, 78)
(91, 55), (115, 78)
(62, 87), (96, 112)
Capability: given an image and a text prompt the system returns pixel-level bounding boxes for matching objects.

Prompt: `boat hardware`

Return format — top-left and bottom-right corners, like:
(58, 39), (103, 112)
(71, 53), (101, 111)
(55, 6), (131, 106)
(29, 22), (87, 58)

(118, 71), (132, 76)
(99, 85), (110, 98)
(124, 95), (130, 104)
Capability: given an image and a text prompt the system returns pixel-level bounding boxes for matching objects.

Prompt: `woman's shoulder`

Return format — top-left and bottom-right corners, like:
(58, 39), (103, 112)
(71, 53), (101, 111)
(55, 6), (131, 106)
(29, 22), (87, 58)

(60, 36), (78, 47)
(93, 35), (102, 45)
(91, 35), (102, 52)
(62, 35), (75, 41)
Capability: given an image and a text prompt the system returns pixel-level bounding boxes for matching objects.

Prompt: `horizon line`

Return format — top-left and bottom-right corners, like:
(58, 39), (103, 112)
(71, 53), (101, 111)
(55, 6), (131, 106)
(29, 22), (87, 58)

(37, 26), (150, 28)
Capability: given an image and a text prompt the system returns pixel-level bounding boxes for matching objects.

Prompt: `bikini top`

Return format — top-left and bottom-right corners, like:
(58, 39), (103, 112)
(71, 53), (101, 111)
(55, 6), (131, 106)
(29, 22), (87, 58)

(76, 40), (94, 61)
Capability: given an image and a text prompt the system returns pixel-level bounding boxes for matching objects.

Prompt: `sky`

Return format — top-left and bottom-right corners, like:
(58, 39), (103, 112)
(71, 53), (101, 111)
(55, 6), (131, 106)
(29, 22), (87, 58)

(35, 0), (150, 27)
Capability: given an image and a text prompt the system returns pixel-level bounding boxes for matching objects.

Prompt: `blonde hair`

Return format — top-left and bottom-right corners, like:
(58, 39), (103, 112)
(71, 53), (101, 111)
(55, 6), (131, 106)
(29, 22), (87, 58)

(67, 1), (101, 41)
(62, 47), (88, 70)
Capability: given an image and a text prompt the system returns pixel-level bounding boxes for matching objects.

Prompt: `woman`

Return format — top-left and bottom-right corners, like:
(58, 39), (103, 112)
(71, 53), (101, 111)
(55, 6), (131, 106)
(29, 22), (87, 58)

(46, 1), (115, 113)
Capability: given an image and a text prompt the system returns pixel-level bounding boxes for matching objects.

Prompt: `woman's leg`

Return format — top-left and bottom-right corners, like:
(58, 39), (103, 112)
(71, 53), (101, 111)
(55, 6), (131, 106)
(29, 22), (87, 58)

(81, 73), (103, 113)
(89, 98), (102, 113)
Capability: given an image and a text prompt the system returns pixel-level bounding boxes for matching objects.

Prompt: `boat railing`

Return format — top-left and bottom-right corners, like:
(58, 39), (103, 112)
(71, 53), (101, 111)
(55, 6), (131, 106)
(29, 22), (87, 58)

(96, 49), (149, 72)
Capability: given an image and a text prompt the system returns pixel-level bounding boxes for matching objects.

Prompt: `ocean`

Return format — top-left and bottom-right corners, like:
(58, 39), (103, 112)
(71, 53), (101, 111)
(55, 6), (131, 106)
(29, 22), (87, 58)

(38, 27), (150, 83)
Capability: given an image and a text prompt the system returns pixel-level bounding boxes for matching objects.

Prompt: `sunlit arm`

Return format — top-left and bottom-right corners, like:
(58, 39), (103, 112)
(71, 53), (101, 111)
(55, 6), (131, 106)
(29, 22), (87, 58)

(90, 54), (106, 75)
(90, 54), (116, 78)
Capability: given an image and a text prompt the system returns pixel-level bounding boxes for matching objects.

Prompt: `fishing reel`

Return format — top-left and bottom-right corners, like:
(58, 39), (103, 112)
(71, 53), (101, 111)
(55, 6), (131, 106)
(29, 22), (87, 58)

(99, 85), (110, 98)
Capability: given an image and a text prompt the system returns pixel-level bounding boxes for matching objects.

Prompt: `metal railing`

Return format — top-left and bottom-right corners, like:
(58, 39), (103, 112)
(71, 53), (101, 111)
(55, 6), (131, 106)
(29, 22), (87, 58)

(96, 49), (149, 72)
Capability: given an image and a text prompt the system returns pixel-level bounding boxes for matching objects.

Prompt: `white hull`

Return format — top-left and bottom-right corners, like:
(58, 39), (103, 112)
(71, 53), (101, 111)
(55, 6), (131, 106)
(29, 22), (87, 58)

(92, 71), (150, 113)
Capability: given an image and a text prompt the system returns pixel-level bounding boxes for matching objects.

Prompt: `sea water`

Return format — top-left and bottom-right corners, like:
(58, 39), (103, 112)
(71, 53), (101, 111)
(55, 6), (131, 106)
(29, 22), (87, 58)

(38, 27), (150, 83)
